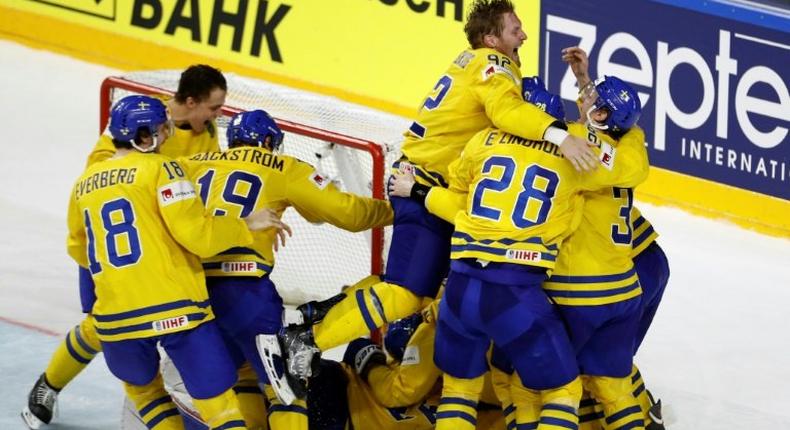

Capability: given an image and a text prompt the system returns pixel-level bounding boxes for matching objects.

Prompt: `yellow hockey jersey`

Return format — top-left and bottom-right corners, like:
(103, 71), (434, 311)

(429, 122), (648, 270)
(630, 206), (659, 257)
(66, 152), (253, 342)
(87, 106), (220, 167)
(180, 146), (393, 278)
(399, 48), (558, 188)
(543, 127), (649, 306)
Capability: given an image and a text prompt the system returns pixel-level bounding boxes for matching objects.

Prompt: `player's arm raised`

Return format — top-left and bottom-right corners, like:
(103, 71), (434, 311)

(473, 67), (598, 172)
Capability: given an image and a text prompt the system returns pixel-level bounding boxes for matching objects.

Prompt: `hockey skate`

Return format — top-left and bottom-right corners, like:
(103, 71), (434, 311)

(646, 390), (665, 430)
(257, 325), (320, 405)
(21, 373), (59, 429)
(296, 292), (346, 325)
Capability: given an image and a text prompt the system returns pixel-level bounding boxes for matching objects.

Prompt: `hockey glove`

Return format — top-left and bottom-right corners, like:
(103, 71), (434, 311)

(342, 338), (386, 380)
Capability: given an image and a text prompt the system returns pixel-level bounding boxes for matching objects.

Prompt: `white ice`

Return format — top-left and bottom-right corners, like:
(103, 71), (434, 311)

(1, 39), (789, 429)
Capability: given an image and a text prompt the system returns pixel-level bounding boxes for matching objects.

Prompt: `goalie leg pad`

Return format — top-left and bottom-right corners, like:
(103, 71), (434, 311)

(256, 333), (309, 406)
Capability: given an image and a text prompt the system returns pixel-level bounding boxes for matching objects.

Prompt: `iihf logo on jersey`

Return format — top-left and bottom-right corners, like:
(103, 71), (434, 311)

(153, 315), (188, 332)
(506, 249), (541, 262)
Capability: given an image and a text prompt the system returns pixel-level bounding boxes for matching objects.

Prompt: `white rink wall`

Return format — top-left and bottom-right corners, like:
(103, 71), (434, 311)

(1, 40), (790, 429)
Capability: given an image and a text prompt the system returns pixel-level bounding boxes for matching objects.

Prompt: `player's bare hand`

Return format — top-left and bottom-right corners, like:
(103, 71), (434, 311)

(245, 208), (293, 250)
(560, 135), (598, 172)
(388, 172), (416, 198)
(561, 47), (591, 87)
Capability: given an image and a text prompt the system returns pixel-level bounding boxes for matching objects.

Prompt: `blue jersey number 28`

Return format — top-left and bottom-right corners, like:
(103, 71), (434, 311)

(470, 156), (559, 228)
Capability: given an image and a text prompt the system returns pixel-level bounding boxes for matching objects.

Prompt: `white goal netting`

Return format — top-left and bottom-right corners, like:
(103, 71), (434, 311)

(101, 71), (412, 305)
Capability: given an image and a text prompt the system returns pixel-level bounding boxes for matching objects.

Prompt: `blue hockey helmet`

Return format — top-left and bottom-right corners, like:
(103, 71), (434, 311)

(589, 76), (642, 133)
(521, 75), (546, 101)
(526, 88), (566, 120)
(108, 95), (169, 152)
(226, 109), (284, 151)
(383, 312), (423, 362)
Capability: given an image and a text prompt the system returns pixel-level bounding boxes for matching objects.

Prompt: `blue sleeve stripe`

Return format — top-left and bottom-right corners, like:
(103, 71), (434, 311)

(507, 419), (517, 430)
(547, 281), (640, 299)
(214, 419), (248, 429)
(631, 369), (642, 383)
(605, 405), (643, 425)
(64, 334), (92, 364)
(502, 403), (516, 415)
(632, 226), (655, 249)
(632, 216), (646, 229)
(93, 299), (211, 323)
(72, 325), (99, 355)
(539, 416), (579, 429)
(542, 403), (578, 415)
(139, 395), (173, 417)
(369, 287), (388, 324)
(439, 396), (478, 409)
(268, 404), (309, 415)
(355, 289), (379, 332)
(96, 312), (209, 336)
(549, 269), (636, 284)
(517, 422), (539, 430)
(408, 121), (426, 138)
(218, 247), (266, 259)
(436, 410), (477, 426)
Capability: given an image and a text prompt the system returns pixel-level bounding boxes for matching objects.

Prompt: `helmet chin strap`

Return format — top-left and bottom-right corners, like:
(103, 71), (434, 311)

(131, 133), (161, 153)
(586, 105), (609, 131)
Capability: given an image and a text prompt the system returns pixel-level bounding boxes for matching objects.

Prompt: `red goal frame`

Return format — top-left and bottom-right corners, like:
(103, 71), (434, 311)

(99, 76), (386, 277)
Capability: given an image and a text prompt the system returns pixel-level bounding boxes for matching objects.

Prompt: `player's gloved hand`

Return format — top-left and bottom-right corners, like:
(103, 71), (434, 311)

(558, 134), (598, 172)
(342, 338), (386, 380)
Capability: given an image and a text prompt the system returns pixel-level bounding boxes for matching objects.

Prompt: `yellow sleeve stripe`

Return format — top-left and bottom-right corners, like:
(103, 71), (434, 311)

(544, 272), (642, 306)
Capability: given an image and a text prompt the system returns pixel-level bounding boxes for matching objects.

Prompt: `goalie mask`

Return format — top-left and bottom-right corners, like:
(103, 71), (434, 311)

(583, 76), (642, 133)
(108, 95), (170, 153)
(227, 109), (285, 151)
(526, 88), (566, 121)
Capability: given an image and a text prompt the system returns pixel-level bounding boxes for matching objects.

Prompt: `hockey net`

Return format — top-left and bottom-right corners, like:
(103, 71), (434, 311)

(99, 72), (411, 306)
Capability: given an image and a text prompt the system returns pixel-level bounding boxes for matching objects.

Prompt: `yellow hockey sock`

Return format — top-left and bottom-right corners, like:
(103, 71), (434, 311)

(631, 365), (655, 427)
(264, 384), (308, 430)
(436, 374), (485, 430)
(313, 280), (422, 350)
(234, 363), (267, 430)
(539, 377), (582, 430)
(578, 391), (604, 430)
(45, 314), (102, 389)
(124, 374), (183, 430)
(191, 388), (247, 429)
(509, 372), (541, 430)
(583, 375), (645, 430)
(490, 366), (516, 430)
